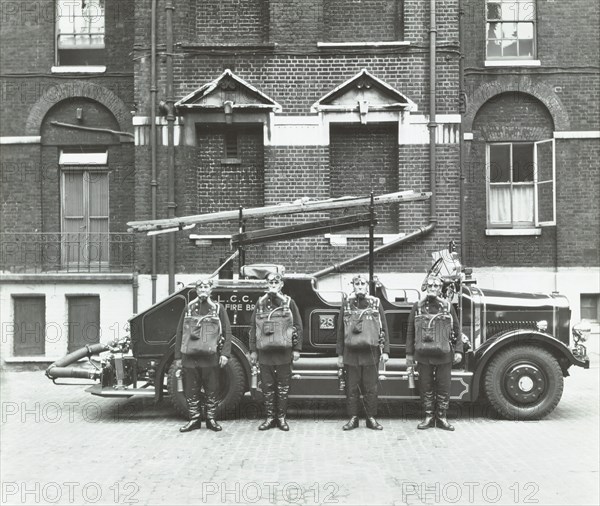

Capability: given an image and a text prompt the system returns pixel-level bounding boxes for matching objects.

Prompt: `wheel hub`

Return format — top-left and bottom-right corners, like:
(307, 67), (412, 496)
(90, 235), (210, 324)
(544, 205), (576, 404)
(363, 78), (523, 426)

(505, 364), (545, 404)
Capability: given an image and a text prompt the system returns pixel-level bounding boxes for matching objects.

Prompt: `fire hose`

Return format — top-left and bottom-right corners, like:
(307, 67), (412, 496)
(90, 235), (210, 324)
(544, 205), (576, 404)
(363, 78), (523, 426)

(45, 343), (110, 381)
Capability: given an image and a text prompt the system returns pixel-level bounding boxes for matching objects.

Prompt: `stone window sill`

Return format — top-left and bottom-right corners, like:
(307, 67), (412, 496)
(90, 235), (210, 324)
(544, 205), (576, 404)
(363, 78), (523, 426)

(485, 228), (541, 236)
(189, 234), (231, 246)
(325, 233), (405, 247)
(317, 41), (410, 49)
(179, 42), (276, 50)
(4, 357), (58, 363)
(221, 158), (241, 166)
(51, 66), (107, 74)
(484, 60), (541, 67)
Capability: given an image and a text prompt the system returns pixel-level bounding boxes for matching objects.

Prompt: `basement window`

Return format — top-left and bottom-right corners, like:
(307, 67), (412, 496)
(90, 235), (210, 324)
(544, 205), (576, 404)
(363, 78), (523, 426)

(581, 294), (600, 322)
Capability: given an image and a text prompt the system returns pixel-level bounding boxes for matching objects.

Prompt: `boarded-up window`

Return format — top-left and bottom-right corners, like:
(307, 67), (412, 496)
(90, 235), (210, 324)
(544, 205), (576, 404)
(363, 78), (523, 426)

(67, 295), (100, 352)
(323, 0), (402, 42)
(13, 295), (45, 356)
(330, 124), (398, 233)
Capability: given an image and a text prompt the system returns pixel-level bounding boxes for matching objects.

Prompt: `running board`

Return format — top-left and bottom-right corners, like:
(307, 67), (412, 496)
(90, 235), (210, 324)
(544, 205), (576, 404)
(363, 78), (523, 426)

(289, 368), (473, 401)
(86, 384), (156, 398)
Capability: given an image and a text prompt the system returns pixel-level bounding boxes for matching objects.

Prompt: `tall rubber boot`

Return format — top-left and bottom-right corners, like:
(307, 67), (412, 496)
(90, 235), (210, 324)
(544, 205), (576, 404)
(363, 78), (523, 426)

(205, 394), (222, 432)
(436, 393), (455, 431)
(179, 397), (202, 432)
(258, 388), (277, 431)
(276, 383), (290, 431)
(417, 391), (435, 430)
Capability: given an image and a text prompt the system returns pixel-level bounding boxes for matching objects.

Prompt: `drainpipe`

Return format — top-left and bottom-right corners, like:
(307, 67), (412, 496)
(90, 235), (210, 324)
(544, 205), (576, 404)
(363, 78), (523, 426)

(150, 0), (158, 304)
(458, 0), (466, 353)
(428, 0), (438, 227)
(132, 270), (139, 314)
(458, 0), (466, 264)
(165, 0), (176, 294)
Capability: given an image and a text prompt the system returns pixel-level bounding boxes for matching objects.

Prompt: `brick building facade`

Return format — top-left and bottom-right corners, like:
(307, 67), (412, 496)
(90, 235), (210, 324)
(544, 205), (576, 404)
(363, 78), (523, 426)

(461, 0), (600, 323)
(1, 0), (598, 363)
(0, 0), (136, 361)
(132, 0), (461, 302)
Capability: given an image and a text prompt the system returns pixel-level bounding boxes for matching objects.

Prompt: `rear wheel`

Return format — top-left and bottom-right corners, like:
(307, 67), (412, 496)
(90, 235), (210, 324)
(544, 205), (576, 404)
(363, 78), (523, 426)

(167, 355), (247, 419)
(484, 345), (563, 420)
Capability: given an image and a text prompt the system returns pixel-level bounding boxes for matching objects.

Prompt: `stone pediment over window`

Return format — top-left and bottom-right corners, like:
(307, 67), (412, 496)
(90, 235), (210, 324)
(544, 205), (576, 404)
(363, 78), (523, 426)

(175, 69), (281, 113)
(311, 69), (416, 122)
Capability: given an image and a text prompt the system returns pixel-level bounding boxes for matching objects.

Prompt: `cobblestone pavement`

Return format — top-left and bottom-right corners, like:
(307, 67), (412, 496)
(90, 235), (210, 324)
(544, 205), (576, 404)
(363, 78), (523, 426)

(1, 339), (598, 506)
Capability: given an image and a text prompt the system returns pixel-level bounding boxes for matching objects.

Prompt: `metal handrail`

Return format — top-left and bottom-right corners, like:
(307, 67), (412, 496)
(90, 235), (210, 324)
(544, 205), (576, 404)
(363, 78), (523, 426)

(0, 232), (135, 273)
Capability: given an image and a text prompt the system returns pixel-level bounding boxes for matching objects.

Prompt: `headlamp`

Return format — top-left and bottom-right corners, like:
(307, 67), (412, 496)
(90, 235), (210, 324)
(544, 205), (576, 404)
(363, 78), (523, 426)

(572, 322), (591, 344)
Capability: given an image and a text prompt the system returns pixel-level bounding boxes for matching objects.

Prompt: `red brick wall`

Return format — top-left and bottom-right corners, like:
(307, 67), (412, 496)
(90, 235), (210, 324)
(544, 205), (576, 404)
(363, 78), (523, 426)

(133, 126), (265, 274)
(158, 54), (458, 116)
(462, 0), (600, 130)
(330, 124), (399, 232)
(323, 0), (400, 42)
(268, 0), (322, 45)
(195, 0), (267, 44)
(0, 0), (133, 135)
(462, 0), (600, 69)
(471, 92), (554, 141)
(195, 124), (265, 217)
(134, 0), (460, 116)
(0, 0), (55, 73)
(462, 0), (599, 269)
(0, 145), (43, 233)
(0, 0), (134, 272)
(556, 139), (600, 267)
(130, 0), (461, 275)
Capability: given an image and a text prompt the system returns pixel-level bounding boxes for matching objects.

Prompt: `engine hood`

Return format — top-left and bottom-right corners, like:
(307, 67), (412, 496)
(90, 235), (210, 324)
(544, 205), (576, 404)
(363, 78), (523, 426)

(476, 287), (569, 310)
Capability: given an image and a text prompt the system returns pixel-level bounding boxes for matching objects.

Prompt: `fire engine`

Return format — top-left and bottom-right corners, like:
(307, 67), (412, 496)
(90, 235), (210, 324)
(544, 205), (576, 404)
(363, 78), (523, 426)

(46, 192), (590, 420)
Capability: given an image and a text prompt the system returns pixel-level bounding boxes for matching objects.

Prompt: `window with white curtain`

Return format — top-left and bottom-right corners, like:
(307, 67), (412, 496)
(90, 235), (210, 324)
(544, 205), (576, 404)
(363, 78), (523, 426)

(486, 0), (535, 59)
(56, 0), (105, 65)
(487, 140), (555, 228)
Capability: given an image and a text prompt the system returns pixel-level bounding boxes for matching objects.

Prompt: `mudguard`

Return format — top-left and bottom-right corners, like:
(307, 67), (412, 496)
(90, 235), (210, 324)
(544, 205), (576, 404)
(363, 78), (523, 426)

(470, 329), (589, 401)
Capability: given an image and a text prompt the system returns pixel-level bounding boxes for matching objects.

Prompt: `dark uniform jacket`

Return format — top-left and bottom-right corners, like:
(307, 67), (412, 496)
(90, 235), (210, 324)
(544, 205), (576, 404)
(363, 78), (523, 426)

(174, 299), (233, 368)
(405, 297), (462, 365)
(336, 295), (391, 367)
(249, 294), (303, 366)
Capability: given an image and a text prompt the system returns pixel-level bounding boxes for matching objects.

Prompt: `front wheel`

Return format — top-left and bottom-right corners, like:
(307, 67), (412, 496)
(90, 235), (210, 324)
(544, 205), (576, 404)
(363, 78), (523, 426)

(484, 345), (563, 420)
(167, 356), (247, 419)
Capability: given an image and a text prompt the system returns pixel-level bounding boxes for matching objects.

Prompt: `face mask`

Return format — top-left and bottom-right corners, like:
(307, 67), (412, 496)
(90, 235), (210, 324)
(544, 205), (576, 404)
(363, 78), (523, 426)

(425, 279), (442, 297)
(196, 282), (213, 300)
(266, 277), (283, 294)
(352, 279), (369, 297)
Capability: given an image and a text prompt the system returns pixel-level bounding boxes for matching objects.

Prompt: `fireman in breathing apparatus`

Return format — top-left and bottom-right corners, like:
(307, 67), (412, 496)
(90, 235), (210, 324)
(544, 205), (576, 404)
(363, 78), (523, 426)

(336, 275), (390, 431)
(174, 279), (233, 433)
(406, 274), (463, 431)
(249, 272), (303, 431)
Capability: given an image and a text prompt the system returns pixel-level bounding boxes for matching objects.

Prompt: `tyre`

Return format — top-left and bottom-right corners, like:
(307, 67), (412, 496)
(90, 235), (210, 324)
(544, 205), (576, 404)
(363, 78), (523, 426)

(484, 345), (563, 420)
(166, 355), (247, 420)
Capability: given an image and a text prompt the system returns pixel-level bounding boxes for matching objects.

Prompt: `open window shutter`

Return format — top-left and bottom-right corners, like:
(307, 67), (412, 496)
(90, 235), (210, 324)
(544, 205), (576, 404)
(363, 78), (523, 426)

(534, 138), (556, 226)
